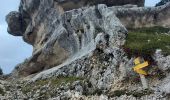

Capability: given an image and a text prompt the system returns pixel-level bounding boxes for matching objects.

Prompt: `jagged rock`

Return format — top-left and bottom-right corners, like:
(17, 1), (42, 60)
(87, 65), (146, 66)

(6, 0), (145, 38)
(6, 11), (23, 36)
(55, 0), (145, 11)
(6, 0), (170, 76)
(157, 75), (170, 95)
(153, 49), (170, 71)
(9, 1), (127, 76)
(114, 2), (170, 28)
(4, 0), (170, 99)
(30, 47), (129, 91)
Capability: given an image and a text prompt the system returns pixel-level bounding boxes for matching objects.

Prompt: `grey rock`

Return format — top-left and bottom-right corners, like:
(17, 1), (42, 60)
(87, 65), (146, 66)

(9, 2), (127, 76)
(113, 2), (170, 28)
(55, 0), (145, 11)
(4, 0), (170, 99)
(6, 0), (170, 77)
(6, 11), (23, 36)
(153, 49), (170, 71)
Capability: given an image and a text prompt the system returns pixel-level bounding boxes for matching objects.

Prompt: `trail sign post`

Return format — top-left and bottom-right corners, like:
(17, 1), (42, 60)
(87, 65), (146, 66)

(133, 57), (149, 89)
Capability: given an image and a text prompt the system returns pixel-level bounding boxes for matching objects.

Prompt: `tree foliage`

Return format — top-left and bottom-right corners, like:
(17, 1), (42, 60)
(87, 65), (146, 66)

(156, 0), (170, 6)
(0, 67), (3, 75)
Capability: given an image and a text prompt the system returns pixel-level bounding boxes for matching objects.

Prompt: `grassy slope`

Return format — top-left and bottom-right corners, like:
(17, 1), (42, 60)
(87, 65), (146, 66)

(124, 26), (170, 57)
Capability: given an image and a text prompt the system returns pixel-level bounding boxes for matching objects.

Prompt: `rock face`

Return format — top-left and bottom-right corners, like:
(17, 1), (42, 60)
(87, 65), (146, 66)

(154, 50), (170, 71)
(4, 0), (170, 99)
(6, 0), (170, 77)
(114, 2), (170, 28)
(56, 0), (145, 11)
(7, 0), (128, 76)
(6, 11), (24, 36)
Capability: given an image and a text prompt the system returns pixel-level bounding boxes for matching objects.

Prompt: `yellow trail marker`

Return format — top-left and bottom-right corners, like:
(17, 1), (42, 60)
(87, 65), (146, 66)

(134, 57), (140, 65)
(133, 57), (149, 75)
(133, 57), (149, 89)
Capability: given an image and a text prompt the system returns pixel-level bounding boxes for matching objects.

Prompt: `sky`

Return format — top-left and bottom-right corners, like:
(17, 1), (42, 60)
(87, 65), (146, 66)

(0, 0), (33, 74)
(145, 0), (161, 7)
(0, 0), (160, 74)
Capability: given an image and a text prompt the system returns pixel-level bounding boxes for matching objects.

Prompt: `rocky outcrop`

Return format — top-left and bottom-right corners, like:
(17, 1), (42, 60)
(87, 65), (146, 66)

(114, 2), (170, 28)
(7, 0), (128, 76)
(0, 78), (167, 99)
(6, 0), (170, 77)
(154, 49), (170, 71)
(6, 11), (25, 36)
(4, 0), (170, 99)
(56, 0), (145, 11)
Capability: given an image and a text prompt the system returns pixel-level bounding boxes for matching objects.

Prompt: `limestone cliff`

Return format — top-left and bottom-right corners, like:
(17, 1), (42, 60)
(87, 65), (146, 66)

(115, 2), (170, 28)
(56, 0), (145, 11)
(3, 0), (170, 99)
(6, 1), (170, 77)
(7, 0), (128, 76)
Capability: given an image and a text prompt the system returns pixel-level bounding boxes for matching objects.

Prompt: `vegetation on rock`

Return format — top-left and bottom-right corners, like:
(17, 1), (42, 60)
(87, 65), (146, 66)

(124, 26), (170, 58)
(109, 89), (154, 98)
(0, 67), (3, 75)
(22, 76), (84, 94)
(156, 0), (170, 6)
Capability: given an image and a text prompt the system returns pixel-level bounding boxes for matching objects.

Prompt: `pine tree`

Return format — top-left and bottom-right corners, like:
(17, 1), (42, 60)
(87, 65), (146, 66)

(156, 0), (170, 6)
(0, 67), (3, 75)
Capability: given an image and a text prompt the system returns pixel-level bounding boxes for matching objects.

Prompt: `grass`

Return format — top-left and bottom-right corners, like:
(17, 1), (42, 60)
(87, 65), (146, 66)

(110, 90), (126, 97)
(109, 89), (154, 98)
(124, 26), (170, 57)
(0, 87), (5, 96)
(22, 76), (84, 94)
(129, 89), (154, 98)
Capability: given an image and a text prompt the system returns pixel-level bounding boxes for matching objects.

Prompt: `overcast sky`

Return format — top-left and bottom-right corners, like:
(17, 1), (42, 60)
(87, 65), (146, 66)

(0, 0), (160, 74)
(0, 0), (33, 74)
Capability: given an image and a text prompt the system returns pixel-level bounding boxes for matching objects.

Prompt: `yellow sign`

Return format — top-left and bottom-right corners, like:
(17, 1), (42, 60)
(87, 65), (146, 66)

(133, 57), (149, 75)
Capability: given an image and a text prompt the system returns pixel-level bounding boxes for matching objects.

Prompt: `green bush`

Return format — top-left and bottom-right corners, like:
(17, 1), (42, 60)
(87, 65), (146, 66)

(0, 67), (3, 75)
(156, 0), (170, 6)
(0, 87), (5, 96)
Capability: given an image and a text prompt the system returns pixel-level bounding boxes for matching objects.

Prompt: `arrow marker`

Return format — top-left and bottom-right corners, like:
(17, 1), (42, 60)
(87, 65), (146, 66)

(133, 57), (149, 89)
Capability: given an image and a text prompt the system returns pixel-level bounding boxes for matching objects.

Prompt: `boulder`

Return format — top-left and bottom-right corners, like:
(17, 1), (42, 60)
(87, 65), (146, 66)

(6, 11), (23, 36)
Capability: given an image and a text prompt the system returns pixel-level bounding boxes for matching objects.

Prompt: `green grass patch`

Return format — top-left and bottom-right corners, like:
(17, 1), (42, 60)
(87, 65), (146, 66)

(129, 89), (154, 98)
(109, 89), (154, 98)
(0, 87), (5, 96)
(124, 26), (170, 57)
(110, 90), (126, 97)
(22, 76), (84, 94)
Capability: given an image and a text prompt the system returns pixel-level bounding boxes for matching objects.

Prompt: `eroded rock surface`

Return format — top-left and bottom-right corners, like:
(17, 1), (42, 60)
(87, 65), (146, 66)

(7, 0), (128, 76)
(56, 0), (145, 11)
(114, 2), (170, 28)
(4, 0), (170, 99)
(6, 0), (170, 76)
(6, 11), (24, 36)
